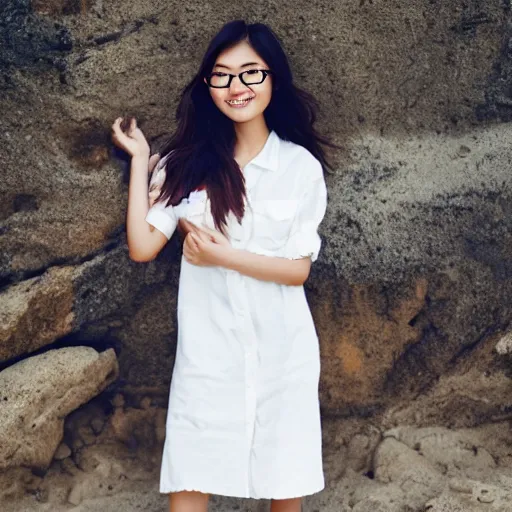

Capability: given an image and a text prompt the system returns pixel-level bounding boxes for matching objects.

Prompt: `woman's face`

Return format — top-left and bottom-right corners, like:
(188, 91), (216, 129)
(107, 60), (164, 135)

(206, 40), (273, 125)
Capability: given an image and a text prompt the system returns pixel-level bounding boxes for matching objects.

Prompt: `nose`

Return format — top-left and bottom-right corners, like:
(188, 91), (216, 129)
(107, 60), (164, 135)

(229, 74), (250, 95)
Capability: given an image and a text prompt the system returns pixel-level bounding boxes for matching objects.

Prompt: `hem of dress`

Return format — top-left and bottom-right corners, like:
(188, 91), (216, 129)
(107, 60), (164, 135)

(159, 482), (325, 500)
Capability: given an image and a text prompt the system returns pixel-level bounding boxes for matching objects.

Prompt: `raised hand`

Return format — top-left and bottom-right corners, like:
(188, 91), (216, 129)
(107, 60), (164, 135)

(111, 117), (150, 159)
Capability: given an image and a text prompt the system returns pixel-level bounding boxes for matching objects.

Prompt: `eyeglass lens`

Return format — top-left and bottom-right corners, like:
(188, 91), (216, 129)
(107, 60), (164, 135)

(209, 70), (265, 88)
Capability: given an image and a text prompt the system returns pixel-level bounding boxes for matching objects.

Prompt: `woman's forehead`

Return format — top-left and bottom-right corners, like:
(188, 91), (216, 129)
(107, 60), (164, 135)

(213, 41), (267, 69)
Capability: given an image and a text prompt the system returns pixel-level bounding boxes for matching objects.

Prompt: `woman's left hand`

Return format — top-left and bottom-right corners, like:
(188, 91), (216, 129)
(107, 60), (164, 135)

(182, 223), (232, 267)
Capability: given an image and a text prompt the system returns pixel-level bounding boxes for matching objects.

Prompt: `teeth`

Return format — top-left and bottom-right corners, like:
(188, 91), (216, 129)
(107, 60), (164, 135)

(227, 97), (254, 105)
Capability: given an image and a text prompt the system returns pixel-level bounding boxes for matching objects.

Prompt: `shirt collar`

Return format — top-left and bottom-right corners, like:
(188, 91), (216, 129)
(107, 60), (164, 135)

(248, 130), (280, 172)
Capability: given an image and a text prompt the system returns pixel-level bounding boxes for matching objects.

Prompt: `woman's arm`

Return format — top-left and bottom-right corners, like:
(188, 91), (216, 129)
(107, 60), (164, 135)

(183, 226), (311, 286)
(126, 153), (168, 262)
(224, 247), (312, 286)
(111, 118), (169, 262)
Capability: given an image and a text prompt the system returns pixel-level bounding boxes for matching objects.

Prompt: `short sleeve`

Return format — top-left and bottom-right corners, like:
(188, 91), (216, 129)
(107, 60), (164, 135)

(144, 157), (178, 240)
(283, 159), (327, 262)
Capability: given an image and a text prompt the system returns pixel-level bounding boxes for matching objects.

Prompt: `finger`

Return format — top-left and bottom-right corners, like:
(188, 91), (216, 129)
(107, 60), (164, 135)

(112, 117), (122, 130)
(198, 226), (224, 242)
(184, 221), (209, 239)
(184, 233), (196, 251)
(187, 228), (207, 245)
(185, 233), (196, 251)
(183, 237), (194, 258)
(195, 225), (223, 244)
(180, 219), (200, 235)
(111, 119), (128, 141)
(189, 223), (218, 238)
(126, 117), (139, 138)
(190, 232), (203, 249)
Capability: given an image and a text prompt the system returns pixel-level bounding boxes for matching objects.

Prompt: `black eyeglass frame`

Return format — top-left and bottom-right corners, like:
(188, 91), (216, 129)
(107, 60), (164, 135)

(205, 69), (273, 89)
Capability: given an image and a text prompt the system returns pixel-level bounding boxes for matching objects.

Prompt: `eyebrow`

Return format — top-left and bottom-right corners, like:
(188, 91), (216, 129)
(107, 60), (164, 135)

(213, 61), (262, 70)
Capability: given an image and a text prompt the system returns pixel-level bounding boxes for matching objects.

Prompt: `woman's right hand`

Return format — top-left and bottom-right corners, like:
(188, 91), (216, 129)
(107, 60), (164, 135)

(111, 117), (150, 158)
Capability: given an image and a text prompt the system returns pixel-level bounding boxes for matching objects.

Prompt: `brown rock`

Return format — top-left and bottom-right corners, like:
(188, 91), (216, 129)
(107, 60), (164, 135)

(0, 266), (74, 362)
(0, 347), (118, 471)
(316, 278), (427, 410)
(53, 442), (72, 461)
(90, 417), (106, 435)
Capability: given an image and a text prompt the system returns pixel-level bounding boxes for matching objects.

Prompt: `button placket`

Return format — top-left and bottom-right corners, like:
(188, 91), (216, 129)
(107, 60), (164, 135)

(223, 175), (260, 491)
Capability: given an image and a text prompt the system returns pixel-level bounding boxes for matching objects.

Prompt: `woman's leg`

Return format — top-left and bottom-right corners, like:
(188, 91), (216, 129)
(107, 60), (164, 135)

(270, 497), (302, 512)
(168, 491), (209, 512)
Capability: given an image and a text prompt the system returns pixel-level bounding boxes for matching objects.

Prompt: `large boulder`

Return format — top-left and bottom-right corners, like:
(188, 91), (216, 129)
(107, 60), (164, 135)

(0, 244), (175, 365)
(0, 347), (118, 470)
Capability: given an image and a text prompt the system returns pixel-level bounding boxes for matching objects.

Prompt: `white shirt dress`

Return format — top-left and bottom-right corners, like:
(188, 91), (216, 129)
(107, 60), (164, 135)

(145, 130), (327, 499)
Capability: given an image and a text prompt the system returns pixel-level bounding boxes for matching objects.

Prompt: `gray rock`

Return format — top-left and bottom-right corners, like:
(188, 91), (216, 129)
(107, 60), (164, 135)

(384, 426), (496, 476)
(374, 437), (445, 508)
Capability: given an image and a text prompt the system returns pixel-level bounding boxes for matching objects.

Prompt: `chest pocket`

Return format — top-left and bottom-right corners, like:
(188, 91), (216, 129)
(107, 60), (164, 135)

(250, 199), (298, 251)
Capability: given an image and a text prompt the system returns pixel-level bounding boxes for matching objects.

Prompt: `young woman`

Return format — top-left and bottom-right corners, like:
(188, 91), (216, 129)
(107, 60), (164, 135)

(112, 20), (331, 512)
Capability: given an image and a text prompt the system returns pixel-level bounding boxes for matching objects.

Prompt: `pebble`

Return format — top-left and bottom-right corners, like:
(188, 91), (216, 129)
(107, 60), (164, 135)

(111, 393), (125, 408)
(91, 417), (105, 435)
(53, 442), (72, 461)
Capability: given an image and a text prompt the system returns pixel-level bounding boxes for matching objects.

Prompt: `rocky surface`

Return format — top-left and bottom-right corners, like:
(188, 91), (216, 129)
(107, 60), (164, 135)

(2, 408), (512, 511)
(0, 347), (118, 471)
(0, 0), (512, 511)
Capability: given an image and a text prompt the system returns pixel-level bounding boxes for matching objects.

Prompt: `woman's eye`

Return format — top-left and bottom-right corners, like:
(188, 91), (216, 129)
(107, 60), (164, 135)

(245, 69), (259, 75)
(212, 72), (227, 77)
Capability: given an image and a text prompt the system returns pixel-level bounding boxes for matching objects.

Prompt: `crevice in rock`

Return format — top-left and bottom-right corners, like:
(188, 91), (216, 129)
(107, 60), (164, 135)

(0, 235), (124, 292)
(77, 12), (161, 51)
(383, 321), (448, 397)
(0, 330), (121, 374)
(448, 323), (506, 364)
(321, 403), (384, 420)
(92, 19), (144, 46)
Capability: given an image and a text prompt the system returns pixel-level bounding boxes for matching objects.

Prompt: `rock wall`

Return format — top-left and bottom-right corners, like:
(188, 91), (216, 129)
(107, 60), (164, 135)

(1, 0), (512, 511)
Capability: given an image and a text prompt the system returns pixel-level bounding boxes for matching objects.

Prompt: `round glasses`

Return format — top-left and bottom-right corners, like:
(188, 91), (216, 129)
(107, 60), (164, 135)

(205, 69), (272, 89)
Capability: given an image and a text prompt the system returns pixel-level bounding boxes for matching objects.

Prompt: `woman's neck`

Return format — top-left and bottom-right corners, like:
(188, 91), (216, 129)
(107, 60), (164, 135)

(233, 116), (270, 169)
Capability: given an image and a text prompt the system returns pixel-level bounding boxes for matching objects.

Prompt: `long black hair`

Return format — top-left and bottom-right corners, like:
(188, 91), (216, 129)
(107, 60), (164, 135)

(157, 20), (333, 234)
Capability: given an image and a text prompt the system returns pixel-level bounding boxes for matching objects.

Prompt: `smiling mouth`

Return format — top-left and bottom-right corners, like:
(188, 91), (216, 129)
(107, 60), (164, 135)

(226, 96), (255, 107)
